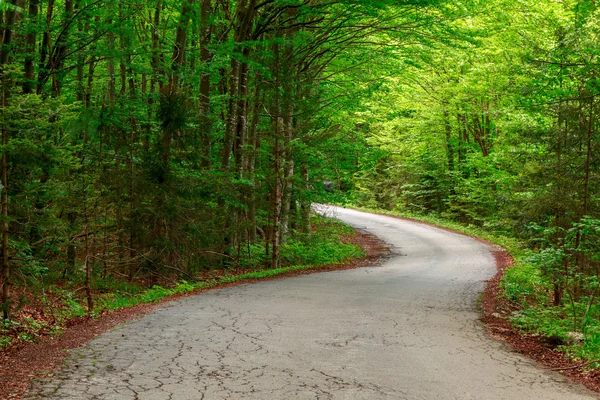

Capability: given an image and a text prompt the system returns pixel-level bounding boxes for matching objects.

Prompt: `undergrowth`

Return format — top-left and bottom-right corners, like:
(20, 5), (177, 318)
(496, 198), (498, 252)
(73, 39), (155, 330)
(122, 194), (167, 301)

(0, 215), (363, 350)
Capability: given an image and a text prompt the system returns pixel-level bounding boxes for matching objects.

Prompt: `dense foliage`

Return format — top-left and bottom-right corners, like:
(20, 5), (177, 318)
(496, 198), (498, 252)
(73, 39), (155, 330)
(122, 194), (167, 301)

(0, 0), (452, 320)
(349, 0), (600, 360)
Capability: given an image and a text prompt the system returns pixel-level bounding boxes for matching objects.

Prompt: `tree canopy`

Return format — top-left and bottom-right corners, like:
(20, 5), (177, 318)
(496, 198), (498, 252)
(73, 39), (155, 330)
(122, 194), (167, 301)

(0, 0), (456, 318)
(2, 0), (600, 360)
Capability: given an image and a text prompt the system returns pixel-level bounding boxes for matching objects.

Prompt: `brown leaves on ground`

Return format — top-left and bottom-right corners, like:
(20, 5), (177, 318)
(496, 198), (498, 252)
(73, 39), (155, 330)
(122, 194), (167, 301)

(481, 250), (600, 394)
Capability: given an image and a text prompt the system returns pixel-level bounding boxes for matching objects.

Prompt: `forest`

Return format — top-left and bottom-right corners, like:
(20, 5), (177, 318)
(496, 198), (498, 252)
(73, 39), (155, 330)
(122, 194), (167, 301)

(0, 0), (599, 365)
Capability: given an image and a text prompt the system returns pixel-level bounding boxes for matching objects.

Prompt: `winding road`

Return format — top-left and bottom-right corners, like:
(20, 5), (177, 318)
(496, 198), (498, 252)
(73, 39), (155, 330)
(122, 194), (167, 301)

(26, 206), (596, 399)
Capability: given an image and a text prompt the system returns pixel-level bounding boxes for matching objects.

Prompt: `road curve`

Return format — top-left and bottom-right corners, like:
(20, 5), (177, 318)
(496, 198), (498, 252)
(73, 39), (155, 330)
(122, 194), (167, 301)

(26, 206), (596, 399)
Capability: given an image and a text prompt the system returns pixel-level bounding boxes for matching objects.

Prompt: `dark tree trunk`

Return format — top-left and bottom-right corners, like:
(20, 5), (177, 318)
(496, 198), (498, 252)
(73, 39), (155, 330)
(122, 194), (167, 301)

(51, 0), (74, 97)
(199, 0), (212, 168)
(23, 0), (39, 94)
(0, 0), (18, 320)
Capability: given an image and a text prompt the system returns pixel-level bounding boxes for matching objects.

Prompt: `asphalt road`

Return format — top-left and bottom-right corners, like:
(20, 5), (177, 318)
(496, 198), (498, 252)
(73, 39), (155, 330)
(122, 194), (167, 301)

(26, 206), (596, 399)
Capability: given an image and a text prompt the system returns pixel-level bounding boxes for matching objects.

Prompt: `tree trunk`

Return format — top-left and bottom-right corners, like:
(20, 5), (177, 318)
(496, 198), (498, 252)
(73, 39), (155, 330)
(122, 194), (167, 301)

(234, 61), (249, 174)
(36, 0), (54, 94)
(299, 166), (311, 234)
(222, 58), (241, 170)
(245, 74), (261, 243)
(1, 124), (8, 320)
(270, 40), (282, 269)
(279, 103), (294, 244)
(221, 0), (257, 171)
(199, 0), (212, 167)
(0, 0), (18, 320)
(552, 99), (565, 306)
(582, 96), (594, 217)
(443, 110), (454, 171)
(23, 0), (39, 94)
(51, 0), (74, 97)
(106, 18), (116, 101)
(150, 0), (163, 94)
(171, 0), (195, 88)
(271, 130), (282, 269)
(83, 221), (94, 313)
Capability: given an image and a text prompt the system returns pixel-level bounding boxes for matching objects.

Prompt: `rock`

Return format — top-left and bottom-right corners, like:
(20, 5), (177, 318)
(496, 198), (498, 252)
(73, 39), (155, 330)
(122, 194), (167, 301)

(568, 332), (584, 344)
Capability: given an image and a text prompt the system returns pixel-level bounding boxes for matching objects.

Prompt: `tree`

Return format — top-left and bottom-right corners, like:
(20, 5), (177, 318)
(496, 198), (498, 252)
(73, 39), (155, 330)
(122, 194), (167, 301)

(0, 0), (455, 319)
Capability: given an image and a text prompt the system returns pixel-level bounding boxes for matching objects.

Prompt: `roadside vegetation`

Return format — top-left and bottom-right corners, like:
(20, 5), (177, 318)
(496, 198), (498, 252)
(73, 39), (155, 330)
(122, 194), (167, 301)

(338, 204), (600, 367)
(0, 215), (363, 350)
(315, 0), (600, 369)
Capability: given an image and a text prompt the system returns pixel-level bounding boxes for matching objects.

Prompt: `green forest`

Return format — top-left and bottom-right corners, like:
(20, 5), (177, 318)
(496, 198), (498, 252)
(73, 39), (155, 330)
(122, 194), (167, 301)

(1, 0), (600, 364)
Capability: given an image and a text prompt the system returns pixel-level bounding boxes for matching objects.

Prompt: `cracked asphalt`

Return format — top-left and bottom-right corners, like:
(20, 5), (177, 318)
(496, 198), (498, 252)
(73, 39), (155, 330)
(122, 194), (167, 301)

(25, 206), (597, 399)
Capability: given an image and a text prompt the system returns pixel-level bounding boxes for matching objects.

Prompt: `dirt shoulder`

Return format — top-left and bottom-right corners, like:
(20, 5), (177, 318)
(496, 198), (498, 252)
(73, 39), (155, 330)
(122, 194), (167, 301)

(481, 250), (600, 395)
(0, 229), (389, 400)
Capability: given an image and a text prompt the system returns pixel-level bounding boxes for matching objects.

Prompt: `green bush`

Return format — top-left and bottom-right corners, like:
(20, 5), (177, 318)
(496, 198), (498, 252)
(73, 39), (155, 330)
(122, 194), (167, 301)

(502, 260), (548, 306)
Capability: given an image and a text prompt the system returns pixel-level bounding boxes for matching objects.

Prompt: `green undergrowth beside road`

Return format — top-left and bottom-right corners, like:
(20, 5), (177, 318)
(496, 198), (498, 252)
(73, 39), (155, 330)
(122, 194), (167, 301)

(345, 205), (600, 368)
(97, 261), (357, 311)
(1, 215), (363, 350)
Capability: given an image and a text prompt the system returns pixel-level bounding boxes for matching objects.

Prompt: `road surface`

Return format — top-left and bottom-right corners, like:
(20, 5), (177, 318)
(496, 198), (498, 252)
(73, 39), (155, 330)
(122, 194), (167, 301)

(26, 206), (596, 399)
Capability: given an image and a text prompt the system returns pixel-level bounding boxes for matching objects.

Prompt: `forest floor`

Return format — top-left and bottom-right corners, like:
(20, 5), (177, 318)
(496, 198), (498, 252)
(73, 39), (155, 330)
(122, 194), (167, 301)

(0, 229), (390, 400)
(481, 250), (600, 394)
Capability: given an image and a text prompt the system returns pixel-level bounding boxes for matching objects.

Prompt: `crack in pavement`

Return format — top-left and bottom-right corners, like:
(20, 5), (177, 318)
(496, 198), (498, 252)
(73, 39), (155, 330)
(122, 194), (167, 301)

(25, 206), (598, 399)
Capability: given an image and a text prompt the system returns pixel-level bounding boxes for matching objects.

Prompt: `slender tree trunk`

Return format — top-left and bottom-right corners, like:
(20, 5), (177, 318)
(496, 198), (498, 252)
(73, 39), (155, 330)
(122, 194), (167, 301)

(118, 3), (132, 96)
(128, 149), (136, 280)
(0, 0), (18, 320)
(299, 166), (311, 234)
(245, 75), (261, 243)
(1, 103), (8, 320)
(278, 33), (296, 243)
(62, 212), (76, 279)
(51, 0), (74, 97)
(150, 0), (163, 94)
(279, 103), (294, 244)
(456, 113), (465, 173)
(83, 221), (94, 312)
(160, 0), (194, 176)
(199, 0), (212, 168)
(443, 110), (454, 171)
(36, 0), (54, 94)
(221, 0), (256, 171)
(171, 0), (195, 88)
(574, 96), (595, 283)
(116, 157), (125, 269)
(270, 41), (282, 269)
(234, 61), (249, 174)
(74, 1), (87, 102)
(106, 18), (116, 101)
(23, 0), (39, 94)
(271, 130), (282, 269)
(582, 96), (594, 217)
(552, 100), (565, 306)
(152, 0), (195, 254)
(222, 58), (241, 170)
